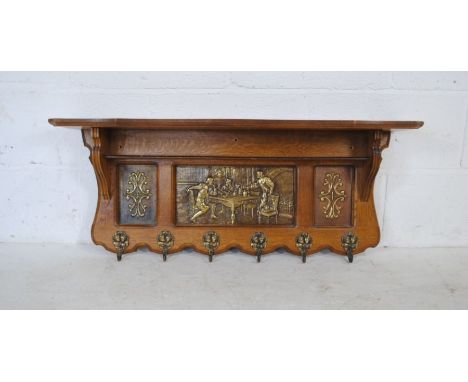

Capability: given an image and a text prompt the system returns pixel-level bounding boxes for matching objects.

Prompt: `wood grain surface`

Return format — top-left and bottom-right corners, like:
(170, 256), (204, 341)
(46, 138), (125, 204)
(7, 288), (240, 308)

(52, 118), (423, 260)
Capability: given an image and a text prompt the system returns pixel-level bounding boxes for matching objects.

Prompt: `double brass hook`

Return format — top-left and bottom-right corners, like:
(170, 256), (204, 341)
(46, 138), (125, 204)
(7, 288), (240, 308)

(295, 232), (312, 263)
(112, 231), (129, 261)
(157, 231), (174, 261)
(341, 232), (358, 263)
(203, 231), (220, 262)
(250, 232), (267, 262)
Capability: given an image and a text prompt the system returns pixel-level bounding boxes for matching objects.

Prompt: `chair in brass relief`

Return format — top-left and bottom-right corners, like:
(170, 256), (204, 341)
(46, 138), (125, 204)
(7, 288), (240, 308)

(259, 195), (279, 224)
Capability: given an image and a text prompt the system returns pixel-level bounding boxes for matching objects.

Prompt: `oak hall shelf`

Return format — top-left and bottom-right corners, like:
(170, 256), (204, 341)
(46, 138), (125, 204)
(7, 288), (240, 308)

(50, 118), (423, 262)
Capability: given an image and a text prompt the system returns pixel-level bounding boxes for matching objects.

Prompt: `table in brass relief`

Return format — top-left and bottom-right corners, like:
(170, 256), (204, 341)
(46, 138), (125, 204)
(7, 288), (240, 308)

(209, 195), (261, 225)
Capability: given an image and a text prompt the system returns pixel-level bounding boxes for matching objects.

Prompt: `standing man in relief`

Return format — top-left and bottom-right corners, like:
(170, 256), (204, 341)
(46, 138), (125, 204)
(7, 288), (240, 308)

(251, 169), (275, 213)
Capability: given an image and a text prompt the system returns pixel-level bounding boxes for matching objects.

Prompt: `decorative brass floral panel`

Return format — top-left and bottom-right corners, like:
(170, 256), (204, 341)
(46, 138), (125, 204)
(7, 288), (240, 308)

(176, 166), (295, 226)
(314, 166), (353, 227)
(319, 172), (346, 218)
(125, 171), (151, 217)
(119, 165), (157, 225)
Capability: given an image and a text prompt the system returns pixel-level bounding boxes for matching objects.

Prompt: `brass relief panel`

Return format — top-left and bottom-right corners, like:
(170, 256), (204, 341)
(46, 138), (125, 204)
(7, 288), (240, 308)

(119, 164), (157, 225)
(314, 166), (353, 227)
(176, 166), (295, 225)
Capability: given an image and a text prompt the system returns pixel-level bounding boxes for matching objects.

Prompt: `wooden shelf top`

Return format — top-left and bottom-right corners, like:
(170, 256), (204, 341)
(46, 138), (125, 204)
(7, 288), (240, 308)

(49, 118), (423, 131)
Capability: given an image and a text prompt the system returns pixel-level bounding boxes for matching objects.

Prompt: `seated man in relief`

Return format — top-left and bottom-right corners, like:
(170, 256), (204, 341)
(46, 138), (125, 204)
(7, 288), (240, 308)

(220, 178), (234, 196)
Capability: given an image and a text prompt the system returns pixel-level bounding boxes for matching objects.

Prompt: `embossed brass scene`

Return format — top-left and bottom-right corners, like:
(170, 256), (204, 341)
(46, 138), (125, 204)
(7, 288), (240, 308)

(119, 165), (156, 225)
(176, 166), (295, 226)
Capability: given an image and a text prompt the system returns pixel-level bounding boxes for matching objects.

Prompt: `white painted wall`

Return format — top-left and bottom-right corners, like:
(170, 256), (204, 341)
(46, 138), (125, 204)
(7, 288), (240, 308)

(1, 72), (467, 247)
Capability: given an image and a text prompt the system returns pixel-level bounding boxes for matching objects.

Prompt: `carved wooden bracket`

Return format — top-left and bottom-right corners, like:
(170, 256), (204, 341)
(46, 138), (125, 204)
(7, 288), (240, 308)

(82, 127), (111, 200)
(358, 130), (391, 202)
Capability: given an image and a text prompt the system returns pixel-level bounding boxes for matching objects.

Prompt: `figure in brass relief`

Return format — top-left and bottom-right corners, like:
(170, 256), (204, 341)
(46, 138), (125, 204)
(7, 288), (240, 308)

(213, 169), (225, 189)
(187, 176), (218, 222)
(220, 178), (234, 196)
(250, 170), (275, 213)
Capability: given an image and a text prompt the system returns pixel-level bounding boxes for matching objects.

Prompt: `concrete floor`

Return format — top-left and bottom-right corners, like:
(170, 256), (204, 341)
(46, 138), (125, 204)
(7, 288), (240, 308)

(0, 243), (467, 309)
